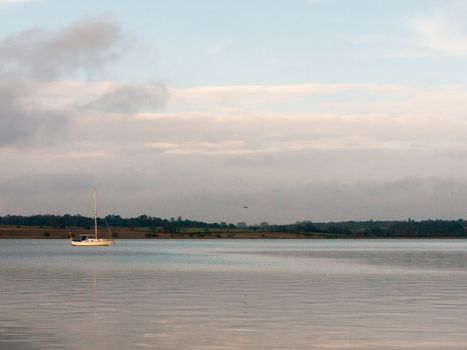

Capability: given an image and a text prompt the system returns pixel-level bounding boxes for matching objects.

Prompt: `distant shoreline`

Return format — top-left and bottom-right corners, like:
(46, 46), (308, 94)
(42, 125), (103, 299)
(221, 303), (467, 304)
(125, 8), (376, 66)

(2, 216), (466, 239)
(0, 227), (465, 239)
(0, 227), (329, 239)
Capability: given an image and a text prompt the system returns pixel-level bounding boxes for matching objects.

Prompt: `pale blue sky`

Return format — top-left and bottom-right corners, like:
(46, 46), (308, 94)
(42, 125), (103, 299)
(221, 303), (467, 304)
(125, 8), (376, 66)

(2, 0), (467, 222)
(2, 0), (466, 87)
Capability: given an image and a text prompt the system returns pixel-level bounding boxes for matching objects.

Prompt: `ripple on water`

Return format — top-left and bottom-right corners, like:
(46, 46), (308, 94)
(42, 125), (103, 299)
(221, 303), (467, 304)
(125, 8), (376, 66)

(1, 239), (467, 350)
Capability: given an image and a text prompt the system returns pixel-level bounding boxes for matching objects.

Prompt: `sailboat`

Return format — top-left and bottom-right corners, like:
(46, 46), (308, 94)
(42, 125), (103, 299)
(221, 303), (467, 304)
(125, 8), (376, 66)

(70, 188), (115, 247)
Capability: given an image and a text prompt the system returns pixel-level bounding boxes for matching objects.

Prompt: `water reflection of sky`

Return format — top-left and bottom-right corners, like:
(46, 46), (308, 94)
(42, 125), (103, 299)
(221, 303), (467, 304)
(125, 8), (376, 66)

(2, 240), (467, 350)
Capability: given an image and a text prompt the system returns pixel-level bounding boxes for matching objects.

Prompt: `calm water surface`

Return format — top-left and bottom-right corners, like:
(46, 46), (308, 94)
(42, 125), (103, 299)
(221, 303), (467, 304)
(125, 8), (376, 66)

(1, 239), (467, 349)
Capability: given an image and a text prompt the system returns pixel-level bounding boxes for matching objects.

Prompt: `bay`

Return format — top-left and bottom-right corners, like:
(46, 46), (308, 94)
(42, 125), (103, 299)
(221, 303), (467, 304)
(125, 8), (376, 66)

(1, 239), (467, 349)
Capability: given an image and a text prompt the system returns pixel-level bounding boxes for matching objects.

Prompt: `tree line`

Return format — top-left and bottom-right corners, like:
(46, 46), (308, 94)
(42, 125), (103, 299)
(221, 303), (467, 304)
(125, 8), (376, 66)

(0, 214), (236, 232)
(259, 219), (466, 238)
(0, 214), (465, 237)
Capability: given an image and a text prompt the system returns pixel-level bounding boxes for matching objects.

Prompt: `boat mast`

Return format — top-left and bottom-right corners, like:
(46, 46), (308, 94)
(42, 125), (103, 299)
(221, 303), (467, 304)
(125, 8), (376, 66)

(93, 187), (98, 239)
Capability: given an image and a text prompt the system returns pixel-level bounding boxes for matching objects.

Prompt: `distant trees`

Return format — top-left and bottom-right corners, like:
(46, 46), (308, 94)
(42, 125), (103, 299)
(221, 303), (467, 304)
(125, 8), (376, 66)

(386, 220), (464, 238)
(0, 214), (465, 238)
(0, 214), (235, 232)
(236, 222), (247, 229)
(0, 214), (92, 229)
(260, 219), (465, 238)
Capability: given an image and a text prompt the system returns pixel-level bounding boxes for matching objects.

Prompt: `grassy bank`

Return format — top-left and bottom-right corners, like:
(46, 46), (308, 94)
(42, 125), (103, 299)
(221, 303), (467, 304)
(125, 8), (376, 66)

(1, 226), (466, 239)
(0, 226), (331, 239)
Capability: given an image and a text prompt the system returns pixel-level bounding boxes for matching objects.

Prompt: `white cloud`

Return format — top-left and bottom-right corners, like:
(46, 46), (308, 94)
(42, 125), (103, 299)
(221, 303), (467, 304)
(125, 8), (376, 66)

(25, 81), (413, 114)
(168, 84), (412, 109)
(4, 79), (467, 221)
(406, 11), (467, 56)
(1, 17), (467, 221)
(349, 2), (467, 58)
(307, 0), (325, 5)
(0, 0), (37, 4)
(2, 9), (467, 221)
(206, 39), (233, 55)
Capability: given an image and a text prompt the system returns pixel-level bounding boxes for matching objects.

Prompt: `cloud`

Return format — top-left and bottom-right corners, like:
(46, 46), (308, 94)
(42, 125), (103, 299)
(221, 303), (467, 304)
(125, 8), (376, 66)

(3, 163), (467, 222)
(29, 82), (411, 111)
(84, 83), (168, 113)
(168, 177), (467, 223)
(0, 17), (121, 80)
(23, 81), (413, 118)
(2, 7), (467, 222)
(0, 81), (65, 146)
(15, 82), (467, 157)
(1, 16), (467, 222)
(0, 18), (123, 146)
(0, 0), (37, 5)
(169, 83), (412, 108)
(406, 11), (467, 57)
(206, 39), (233, 55)
(358, 2), (467, 58)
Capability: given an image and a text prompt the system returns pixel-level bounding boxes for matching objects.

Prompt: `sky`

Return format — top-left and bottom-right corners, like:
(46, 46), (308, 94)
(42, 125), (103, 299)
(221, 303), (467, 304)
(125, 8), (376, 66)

(1, 0), (467, 224)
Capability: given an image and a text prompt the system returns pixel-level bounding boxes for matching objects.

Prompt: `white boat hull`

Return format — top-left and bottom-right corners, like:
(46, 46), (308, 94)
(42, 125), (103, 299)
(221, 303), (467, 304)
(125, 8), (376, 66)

(70, 188), (115, 247)
(70, 239), (114, 247)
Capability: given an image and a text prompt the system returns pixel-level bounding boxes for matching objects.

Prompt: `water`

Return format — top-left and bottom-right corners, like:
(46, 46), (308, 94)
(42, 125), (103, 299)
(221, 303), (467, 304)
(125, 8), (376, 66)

(1, 239), (467, 349)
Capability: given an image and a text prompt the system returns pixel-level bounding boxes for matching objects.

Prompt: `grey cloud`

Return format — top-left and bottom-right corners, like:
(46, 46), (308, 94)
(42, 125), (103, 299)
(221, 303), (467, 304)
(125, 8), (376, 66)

(0, 172), (98, 215)
(3, 164), (467, 223)
(147, 177), (467, 223)
(2, 17), (465, 222)
(0, 18), (123, 146)
(0, 18), (121, 80)
(84, 84), (168, 113)
(0, 82), (66, 146)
